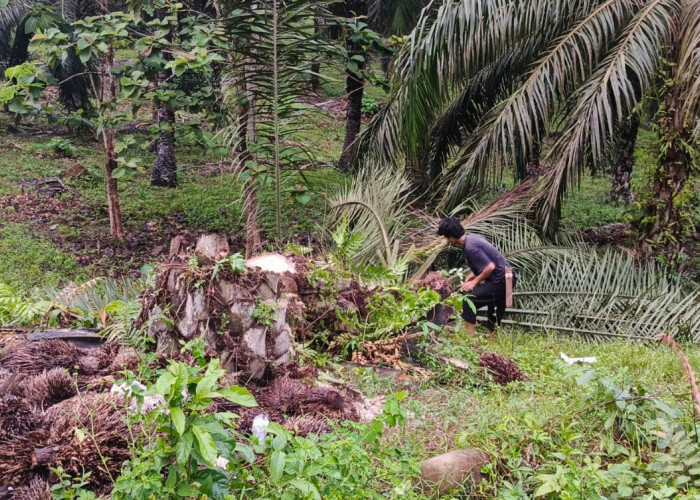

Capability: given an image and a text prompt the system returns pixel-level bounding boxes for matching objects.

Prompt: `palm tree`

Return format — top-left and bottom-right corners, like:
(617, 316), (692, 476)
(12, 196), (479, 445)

(336, 0), (429, 172)
(356, 0), (700, 259)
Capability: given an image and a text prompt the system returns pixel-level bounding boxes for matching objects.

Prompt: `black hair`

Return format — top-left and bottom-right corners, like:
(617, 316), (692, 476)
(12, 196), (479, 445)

(437, 217), (465, 239)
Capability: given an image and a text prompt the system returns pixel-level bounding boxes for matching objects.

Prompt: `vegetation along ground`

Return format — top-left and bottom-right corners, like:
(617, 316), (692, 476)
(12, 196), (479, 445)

(0, 0), (699, 498)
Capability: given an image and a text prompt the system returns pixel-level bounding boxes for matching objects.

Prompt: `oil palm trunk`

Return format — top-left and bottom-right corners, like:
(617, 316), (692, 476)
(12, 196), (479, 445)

(338, 46), (365, 172)
(609, 114), (640, 205)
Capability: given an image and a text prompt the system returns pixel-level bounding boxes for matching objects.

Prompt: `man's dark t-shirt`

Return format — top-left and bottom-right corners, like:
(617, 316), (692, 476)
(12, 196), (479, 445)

(463, 234), (514, 283)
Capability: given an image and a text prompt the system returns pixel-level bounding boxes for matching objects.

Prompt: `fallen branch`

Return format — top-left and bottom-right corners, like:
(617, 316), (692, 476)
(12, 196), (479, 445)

(655, 333), (700, 418)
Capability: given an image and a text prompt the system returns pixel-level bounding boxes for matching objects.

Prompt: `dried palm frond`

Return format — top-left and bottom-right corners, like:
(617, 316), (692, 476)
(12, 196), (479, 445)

(0, 430), (49, 486)
(0, 340), (79, 375)
(44, 392), (132, 495)
(22, 368), (76, 411)
(283, 414), (331, 436)
(12, 475), (51, 500)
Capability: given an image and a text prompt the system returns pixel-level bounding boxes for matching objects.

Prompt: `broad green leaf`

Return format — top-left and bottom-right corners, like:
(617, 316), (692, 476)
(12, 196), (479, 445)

(176, 483), (199, 497)
(577, 370), (596, 386)
(155, 372), (176, 396)
(290, 479), (321, 499)
(617, 485), (634, 497)
(534, 481), (559, 497)
(175, 430), (193, 465)
(235, 442), (256, 463)
(111, 167), (128, 179)
(269, 450), (286, 484)
(192, 425), (218, 466)
(218, 386), (258, 407)
(170, 407), (186, 435)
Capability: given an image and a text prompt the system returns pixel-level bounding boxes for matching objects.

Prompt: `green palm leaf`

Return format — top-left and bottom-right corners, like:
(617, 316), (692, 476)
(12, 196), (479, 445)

(533, 0), (680, 234)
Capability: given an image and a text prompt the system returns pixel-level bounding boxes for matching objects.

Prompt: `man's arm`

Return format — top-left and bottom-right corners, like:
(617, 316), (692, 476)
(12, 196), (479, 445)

(461, 262), (495, 292)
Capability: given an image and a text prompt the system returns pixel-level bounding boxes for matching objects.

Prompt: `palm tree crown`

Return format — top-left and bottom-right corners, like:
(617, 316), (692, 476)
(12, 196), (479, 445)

(356, 0), (700, 237)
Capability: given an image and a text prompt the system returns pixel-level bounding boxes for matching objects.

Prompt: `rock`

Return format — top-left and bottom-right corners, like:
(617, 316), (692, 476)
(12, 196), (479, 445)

(272, 325), (292, 359)
(63, 163), (87, 178)
(156, 334), (177, 355)
(169, 236), (188, 257)
(279, 274), (298, 294)
(148, 307), (170, 338)
(195, 234), (230, 266)
(257, 282), (278, 301)
(273, 299), (288, 333)
(218, 280), (247, 304)
(247, 358), (267, 379)
(418, 449), (490, 494)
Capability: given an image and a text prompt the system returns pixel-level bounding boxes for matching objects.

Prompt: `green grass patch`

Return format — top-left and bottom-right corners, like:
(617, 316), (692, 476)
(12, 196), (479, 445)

(560, 175), (632, 230)
(318, 60), (389, 102)
(340, 328), (700, 497)
(0, 223), (86, 291)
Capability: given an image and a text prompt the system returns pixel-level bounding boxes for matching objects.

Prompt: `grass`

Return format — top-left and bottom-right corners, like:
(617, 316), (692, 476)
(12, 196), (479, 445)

(317, 60), (390, 103)
(560, 174), (633, 231)
(335, 327), (700, 497)
(0, 107), (349, 287)
(0, 223), (86, 291)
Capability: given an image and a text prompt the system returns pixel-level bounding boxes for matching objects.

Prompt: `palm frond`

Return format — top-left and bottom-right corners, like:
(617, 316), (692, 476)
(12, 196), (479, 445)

(368, 0), (428, 35)
(356, 0), (620, 170)
(328, 164), (412, 265)
(508, 247), (700, 340)
(0, 0), (30, 69)
(437, 0), (642, 211)
(533, 0), (680, 234)
(677, 0), (700, 141)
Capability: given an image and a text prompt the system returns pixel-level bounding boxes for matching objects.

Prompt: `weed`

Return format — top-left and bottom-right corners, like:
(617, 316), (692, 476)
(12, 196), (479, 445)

(252, 301), (278, 328)
(361, 97), (380, 116)
(43, 138), (78, 158)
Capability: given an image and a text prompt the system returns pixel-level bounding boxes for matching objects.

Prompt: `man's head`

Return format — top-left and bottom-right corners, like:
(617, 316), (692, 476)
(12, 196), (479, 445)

(437, 217), (465, 245)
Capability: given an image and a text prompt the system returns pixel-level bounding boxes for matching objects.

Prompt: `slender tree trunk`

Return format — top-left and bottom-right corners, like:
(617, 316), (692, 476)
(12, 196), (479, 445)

(609, 114), (639, 205)
(338, 51), (365, 172)
(151, 9), (177, 187)
(638, 72), (694, 263)
(309, 18), (322, 92)
(152, 75), (178, 187)
(105, 128), (125, 240)
(101, 46), (124, 240)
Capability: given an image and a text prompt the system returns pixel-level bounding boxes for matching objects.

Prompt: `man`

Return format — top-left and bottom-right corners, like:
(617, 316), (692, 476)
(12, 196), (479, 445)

(437, 217), (516, 336)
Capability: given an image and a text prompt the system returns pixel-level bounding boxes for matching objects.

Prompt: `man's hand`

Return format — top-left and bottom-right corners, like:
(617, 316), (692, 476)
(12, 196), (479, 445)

(461, 280), (477, 292)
